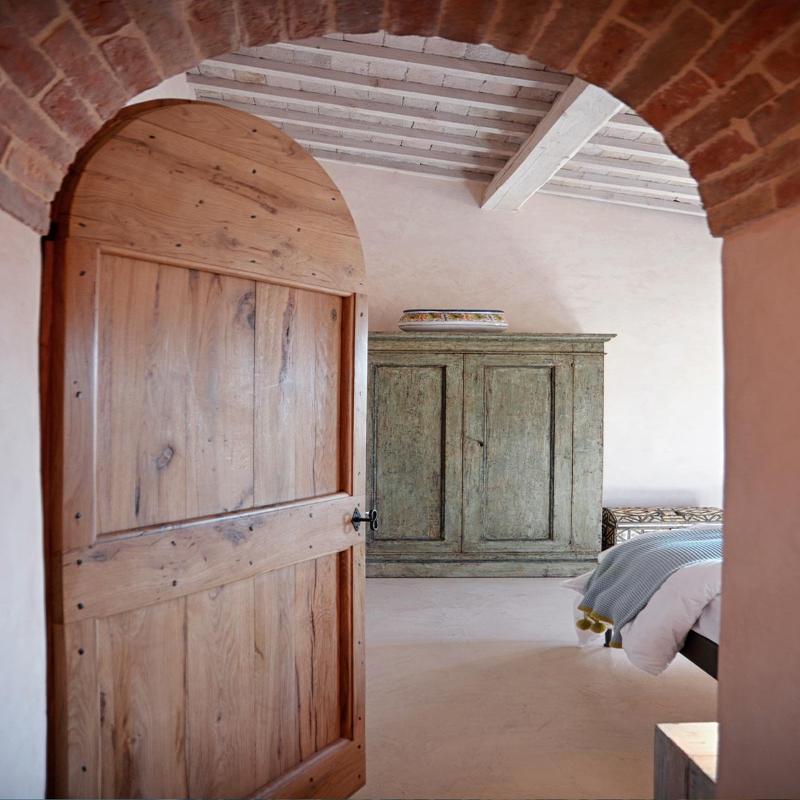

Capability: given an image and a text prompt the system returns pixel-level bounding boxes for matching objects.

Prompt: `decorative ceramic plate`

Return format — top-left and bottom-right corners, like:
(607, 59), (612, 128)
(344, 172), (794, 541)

(398, 309), (508, 332)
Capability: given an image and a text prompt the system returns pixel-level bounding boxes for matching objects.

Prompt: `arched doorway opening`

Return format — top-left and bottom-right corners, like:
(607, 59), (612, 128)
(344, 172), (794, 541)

(1, 2), (798, 797)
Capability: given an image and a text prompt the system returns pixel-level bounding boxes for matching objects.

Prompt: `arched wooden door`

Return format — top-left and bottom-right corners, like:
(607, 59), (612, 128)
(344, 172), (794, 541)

(41, 101), (367, 799)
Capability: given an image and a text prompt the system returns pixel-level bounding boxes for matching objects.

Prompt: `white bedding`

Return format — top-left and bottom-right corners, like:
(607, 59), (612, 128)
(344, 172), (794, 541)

(693, 594), (721, 644)
(564, 529), (722, 674)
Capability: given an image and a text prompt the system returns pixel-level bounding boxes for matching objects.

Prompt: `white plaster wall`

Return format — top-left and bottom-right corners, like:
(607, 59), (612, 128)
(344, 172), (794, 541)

(324, 163), (725, 507)
(718, 203), (800, 796)
(0, 209), (46, 798)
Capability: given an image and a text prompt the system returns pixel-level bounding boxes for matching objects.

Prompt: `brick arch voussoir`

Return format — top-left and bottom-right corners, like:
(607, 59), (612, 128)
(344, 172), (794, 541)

(2, 0), (800, 236)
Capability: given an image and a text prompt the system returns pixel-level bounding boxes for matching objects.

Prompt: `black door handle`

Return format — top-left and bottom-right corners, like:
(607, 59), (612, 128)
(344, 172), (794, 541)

(352, 506), (378, 532)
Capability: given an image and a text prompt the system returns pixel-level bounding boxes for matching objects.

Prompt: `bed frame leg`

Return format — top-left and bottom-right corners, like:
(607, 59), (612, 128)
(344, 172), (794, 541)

(604, 629), (612, 648)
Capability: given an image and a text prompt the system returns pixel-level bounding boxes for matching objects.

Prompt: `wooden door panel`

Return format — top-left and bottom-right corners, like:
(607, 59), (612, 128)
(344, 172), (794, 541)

(97, 255), (256, 533)
(295, 555), (342, 758)
(463, 354), (574, 553)
(187, 580), (257, 799)
(255, 285), (342, 506)
(255, 566), (301, 783)
(67, 113), (364, 294)
(96, 599), (187, 799)
(366, 353), (463, 553)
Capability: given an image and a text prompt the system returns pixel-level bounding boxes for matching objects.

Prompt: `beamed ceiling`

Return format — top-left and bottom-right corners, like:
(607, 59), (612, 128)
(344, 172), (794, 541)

(188, 32), (703, 218)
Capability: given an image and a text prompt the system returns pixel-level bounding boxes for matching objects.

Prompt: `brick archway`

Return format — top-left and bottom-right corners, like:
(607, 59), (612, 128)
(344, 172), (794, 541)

(1, 1), (799, 235)
(3, 3), (800, 799)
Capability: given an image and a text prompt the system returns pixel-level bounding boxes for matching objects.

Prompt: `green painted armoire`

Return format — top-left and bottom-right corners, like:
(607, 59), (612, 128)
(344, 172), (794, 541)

(365, 332), (615, 576)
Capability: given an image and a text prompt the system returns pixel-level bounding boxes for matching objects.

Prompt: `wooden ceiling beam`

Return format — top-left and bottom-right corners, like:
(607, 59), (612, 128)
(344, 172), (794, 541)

(289, 128), (505, 171)
(273, 37), (572, 91)
(587, 134), (682, 161)
(309, 149), (493, 182)
(481, 79), (623, 210)
(204, 53), (550, 115)
(568, 153), (694, 183)
(188, 75), (537, 135)
(553, 170), (701, 200)
(208, 98), (518, 156)
(539, 183), (705, 216)
(606, 113), (652, 132)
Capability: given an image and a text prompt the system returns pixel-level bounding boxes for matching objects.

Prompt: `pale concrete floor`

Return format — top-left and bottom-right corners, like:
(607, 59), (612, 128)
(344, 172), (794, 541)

(354, 578), (717, 800)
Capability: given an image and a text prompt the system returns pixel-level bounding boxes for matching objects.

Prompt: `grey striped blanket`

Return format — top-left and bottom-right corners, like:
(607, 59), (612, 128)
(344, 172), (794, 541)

(579, 526), (723, 647)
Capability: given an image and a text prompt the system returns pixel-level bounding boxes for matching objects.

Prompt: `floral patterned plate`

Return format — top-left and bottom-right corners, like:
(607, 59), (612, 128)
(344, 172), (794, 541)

(398, 309), (508, 332)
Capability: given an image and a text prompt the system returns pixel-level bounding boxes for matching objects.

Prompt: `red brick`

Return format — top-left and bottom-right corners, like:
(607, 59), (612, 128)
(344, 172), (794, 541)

(384, 0), (439, 38)
(764, 27), (800, 84)
(690, 129), (757, 180)
(695, 0), (750, 24)
(187, 0), (241, 57)
(334, 0), (383, 37)
(613, 8), (714, 109)
(234, 0), (283, 46)
(3, 0), (61, 36)
(0, 169), (51, 231)
(41, 20), (126, 120)
(619, 0), (673, 30)
(67, 0), (130, 36)
(125, 0), (199, 75)
(282, 0), (333, 40)
(40, 80), (99, 144)
(0, 84), (76, 165)
(639, 69), (714, 131)
(0, 21), (55, 97)
(698, 0), (800, 87)
(775, 167), (800, 208)
(4, 141), (62, 197)
(669, 72), (773, 157)
(0, 127), (10, 160)
(438, 0), (495, 44)
(532, 0), (613, 71)
(702, 138), (800, 206)
(705, 182), (775, 236)
(577, 20), (644, 88)
(749, 83), (800, 146)
(100, 33), (161, 95)
(484, 0), (551, 55)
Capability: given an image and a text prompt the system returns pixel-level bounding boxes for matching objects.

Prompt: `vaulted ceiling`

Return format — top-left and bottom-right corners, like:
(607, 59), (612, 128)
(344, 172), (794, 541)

(187, 32), (702, 218)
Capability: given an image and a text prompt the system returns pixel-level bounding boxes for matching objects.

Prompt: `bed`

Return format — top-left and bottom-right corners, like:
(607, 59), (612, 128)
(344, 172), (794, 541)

(565, 524), (722, 677)
(607, 595), (719, 678)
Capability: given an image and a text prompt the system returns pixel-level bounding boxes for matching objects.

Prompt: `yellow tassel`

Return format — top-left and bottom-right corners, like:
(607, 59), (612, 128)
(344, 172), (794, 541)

(590, 621), (606, 634)
(576, 618), (592, 631)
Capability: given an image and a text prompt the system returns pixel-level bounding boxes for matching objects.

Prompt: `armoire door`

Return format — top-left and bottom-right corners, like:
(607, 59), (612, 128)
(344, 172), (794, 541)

(42, 101), (366, 799)
(366, 352), (463, 554)
(463, 354), (574, 553)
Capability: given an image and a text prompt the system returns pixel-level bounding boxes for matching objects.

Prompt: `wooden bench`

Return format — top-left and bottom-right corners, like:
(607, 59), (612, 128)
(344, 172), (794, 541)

(655, 722), (717, 800)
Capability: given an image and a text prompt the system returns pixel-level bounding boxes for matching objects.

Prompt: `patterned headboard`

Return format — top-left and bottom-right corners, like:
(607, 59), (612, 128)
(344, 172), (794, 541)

(602, 506), (723, 550)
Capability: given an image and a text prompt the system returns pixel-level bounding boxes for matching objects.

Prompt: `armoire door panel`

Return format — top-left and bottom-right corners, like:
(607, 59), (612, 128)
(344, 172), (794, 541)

(367, 353), (463, 554)
(96, 255), (256, 534)
(255, 284), (342, 506)
(482, 366), (553, 540)
(464, 354), (574, 553)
